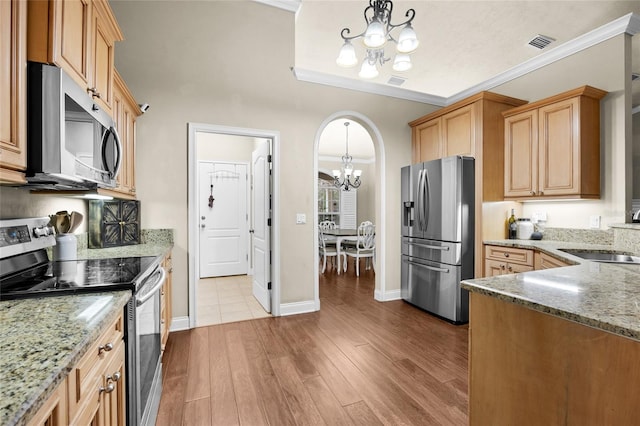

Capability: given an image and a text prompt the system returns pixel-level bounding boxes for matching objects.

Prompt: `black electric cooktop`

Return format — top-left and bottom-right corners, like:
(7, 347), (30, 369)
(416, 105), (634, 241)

(0, 254), (158, 300)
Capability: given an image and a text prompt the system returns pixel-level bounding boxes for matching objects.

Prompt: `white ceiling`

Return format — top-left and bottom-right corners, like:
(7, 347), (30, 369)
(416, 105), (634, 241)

(258, 0), (640, 158)
(286, 1), (640, 107)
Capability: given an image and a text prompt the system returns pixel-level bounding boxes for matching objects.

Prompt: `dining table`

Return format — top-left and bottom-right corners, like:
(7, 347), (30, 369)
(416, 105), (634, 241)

(322, 228), (359, 274)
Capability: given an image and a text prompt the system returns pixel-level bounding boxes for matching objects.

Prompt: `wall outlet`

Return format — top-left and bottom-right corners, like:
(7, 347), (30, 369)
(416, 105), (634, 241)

(296, 213), (306, 224)
(589, 215), (601, 229)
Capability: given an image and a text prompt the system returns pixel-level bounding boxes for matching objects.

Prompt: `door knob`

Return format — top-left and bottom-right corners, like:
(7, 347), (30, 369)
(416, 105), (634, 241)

(201, 224), (205, 228)
(201, 216), (205, 220)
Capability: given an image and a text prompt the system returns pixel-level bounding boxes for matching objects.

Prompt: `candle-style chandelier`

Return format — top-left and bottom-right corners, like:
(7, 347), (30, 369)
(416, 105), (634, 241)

(336, 0), (419, 79)
(332, 122), (362, 191)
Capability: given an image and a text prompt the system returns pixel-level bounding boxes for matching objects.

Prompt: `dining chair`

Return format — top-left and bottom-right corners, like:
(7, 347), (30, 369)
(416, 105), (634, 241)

(318, 227), (345, 273)
(343, 222), (375, 276)
(319, 220), (338, 248)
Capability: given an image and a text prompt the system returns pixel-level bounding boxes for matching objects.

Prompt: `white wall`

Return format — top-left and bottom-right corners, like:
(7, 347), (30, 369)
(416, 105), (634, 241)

(110, 1), (437, 317)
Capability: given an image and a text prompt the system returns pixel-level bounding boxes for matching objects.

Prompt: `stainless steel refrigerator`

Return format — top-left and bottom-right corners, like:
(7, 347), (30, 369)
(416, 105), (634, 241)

(401, 156), (474, 324)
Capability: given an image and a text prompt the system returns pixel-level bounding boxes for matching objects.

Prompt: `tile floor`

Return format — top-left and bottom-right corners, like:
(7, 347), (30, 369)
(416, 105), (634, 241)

(196, 274), (271, 327)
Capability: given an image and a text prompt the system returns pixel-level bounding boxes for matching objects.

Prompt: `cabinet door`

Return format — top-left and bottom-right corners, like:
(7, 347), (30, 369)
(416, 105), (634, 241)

(538, 97), (580, 196)
(535, 252), (570, 270)
(90, 0), (116, 113)
(484, 259), (506, 276)
(504, 109), (538, 198)
(443, 103), (476, 157)
(0, 0), (27, 184)
(415, 119), (442, 162)
(54, 0), (92, 88)
(101, 344), (126, 426)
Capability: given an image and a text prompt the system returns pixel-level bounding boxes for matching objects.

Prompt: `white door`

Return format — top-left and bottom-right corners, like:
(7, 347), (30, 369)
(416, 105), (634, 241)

(252, 140), (271, 312)
(199, 162), (248, 277)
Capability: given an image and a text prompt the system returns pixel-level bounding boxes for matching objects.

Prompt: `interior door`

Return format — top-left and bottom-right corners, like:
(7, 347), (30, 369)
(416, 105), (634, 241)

(199, 162), (248, 277)
(251, 140), (271, 313)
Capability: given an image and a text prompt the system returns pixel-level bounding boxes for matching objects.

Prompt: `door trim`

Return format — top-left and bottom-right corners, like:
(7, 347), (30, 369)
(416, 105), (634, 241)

(313, 111), (387, 307)
(188, 123), (280, 328)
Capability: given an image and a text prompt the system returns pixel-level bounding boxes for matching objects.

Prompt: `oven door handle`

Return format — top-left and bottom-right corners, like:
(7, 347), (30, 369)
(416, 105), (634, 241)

(136, 266), (167, 307)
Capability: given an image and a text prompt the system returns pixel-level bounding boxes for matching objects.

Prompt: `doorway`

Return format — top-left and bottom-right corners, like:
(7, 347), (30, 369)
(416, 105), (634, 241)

(188, 123), (281, 328)
(313, 112), (387, 306)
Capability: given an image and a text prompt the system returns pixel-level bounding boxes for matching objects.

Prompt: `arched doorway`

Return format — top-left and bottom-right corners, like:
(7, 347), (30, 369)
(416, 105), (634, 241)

(313, 111), (387, 309)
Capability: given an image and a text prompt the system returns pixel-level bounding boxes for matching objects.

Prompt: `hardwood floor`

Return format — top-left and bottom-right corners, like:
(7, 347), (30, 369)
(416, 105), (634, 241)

(157, 268), (469, 425)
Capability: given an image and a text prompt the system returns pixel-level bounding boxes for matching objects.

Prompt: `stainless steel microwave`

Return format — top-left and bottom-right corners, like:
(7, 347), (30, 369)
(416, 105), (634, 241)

(26, 62), (122, 190)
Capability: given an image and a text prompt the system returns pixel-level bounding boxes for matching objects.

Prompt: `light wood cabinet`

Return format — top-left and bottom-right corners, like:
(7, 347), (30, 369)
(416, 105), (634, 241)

(469, 292), (640, 425)
(26, 378), (67, 426)
(410, 92), (527, 277)
(503, 86), (607, 200)
(0, 0), (27, 184)
(534, 251), (571, 270)
(28, 0), (123, 115)
(484, 245), (534, 276)
(68, 313), (126, 425)
(161, 252), (173, 354)
(99, 70), (139, 199)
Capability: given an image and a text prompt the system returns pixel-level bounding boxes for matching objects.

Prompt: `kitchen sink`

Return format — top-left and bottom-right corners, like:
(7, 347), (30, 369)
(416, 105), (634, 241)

(559, 249), (640, 264)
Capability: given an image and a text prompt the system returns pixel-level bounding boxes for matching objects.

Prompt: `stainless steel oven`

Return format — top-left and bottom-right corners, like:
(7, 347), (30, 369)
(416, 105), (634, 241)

(0, 217), (165, 425)
(127, 265), (165, 426)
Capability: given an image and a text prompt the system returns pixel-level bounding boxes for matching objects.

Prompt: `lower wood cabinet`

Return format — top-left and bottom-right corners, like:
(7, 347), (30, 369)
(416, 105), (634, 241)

(469, 292), (640, 425)
(68, 313), (126, 426)
(484, 245), (534, 276)
(161, 252), (173, 354)
(26, 313), (126, 426)
(534, 251), (570, 270)
(26, 378), (67, 426)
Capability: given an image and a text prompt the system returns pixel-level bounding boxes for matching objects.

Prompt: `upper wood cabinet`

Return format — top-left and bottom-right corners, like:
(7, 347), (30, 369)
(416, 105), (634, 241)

(99, 70), (139, 199)
(503, 86), (607, 200)
(0, 0), (27, 184)
(410, 92), (527, 277)
(28, 0), (123, 115)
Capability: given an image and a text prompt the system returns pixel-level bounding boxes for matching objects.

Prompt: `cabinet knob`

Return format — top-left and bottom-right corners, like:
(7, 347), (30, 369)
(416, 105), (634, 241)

(107, 371), (121, 382)
(508, 266), (513, 272)
(539, 191), (544, 195)
(531, 191), (536, 195)
(98, 342), (114, 354)
(500, 264), (505, 269)
(100, 383), (115, 394)
(504, 253), (510, 258)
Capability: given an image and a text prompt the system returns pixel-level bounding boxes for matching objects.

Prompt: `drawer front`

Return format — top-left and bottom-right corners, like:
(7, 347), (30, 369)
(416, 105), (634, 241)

(485, 245), (533, 266)
(68, 314), (124, 421)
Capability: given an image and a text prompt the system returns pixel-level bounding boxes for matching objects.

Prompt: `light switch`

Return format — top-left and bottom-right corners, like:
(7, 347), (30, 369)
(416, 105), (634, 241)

(589, 215), (601, 229)
(296, 213), (306, 224)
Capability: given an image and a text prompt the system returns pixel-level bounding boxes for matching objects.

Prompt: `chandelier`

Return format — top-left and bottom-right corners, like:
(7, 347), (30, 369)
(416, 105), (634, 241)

(332, 122), (362, 191)
(336, 0), (419, 79)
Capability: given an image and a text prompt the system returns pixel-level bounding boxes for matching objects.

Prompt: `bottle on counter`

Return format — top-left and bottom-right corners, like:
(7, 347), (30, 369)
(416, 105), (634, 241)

(517, 218), (534, 240)
(508, 209), (518, 239)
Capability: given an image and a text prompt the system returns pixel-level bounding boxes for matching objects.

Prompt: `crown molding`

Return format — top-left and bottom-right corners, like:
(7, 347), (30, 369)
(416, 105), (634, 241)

(292, 68), (447, 106)
(293, 13), (639, 107)
(253, 0), (300, 13)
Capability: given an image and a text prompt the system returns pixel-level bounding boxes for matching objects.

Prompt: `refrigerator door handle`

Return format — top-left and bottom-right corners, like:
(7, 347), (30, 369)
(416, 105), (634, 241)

(407, 242), (450, 251)
(423, 168), (430, 232)
(405, 259), (450, 274)
(417, 169), (425, 231)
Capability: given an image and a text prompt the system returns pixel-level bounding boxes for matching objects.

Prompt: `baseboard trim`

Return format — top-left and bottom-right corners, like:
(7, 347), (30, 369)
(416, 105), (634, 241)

(169, 316), (190, 332)
(279, 299), (319, 316)
(374, 289), (402, 302)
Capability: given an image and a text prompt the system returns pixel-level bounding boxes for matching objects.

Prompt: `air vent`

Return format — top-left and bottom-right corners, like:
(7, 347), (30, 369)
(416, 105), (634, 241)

(527, 34), (555, 50)
(387, 75), (406, 86)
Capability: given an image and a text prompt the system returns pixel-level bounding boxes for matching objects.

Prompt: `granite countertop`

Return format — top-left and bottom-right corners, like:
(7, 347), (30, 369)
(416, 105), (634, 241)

(462, 239), (640, 342)
(0, 291), (132, 426)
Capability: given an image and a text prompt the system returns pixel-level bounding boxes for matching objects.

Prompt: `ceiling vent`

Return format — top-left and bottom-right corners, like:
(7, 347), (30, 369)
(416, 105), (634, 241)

(527, 34), (555, 50)
(387, 75), (406, 86)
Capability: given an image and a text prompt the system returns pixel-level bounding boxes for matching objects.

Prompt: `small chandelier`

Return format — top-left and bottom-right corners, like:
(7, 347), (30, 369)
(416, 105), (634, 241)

(336, 0), (419, 79)
(333, 122), (362, 191)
